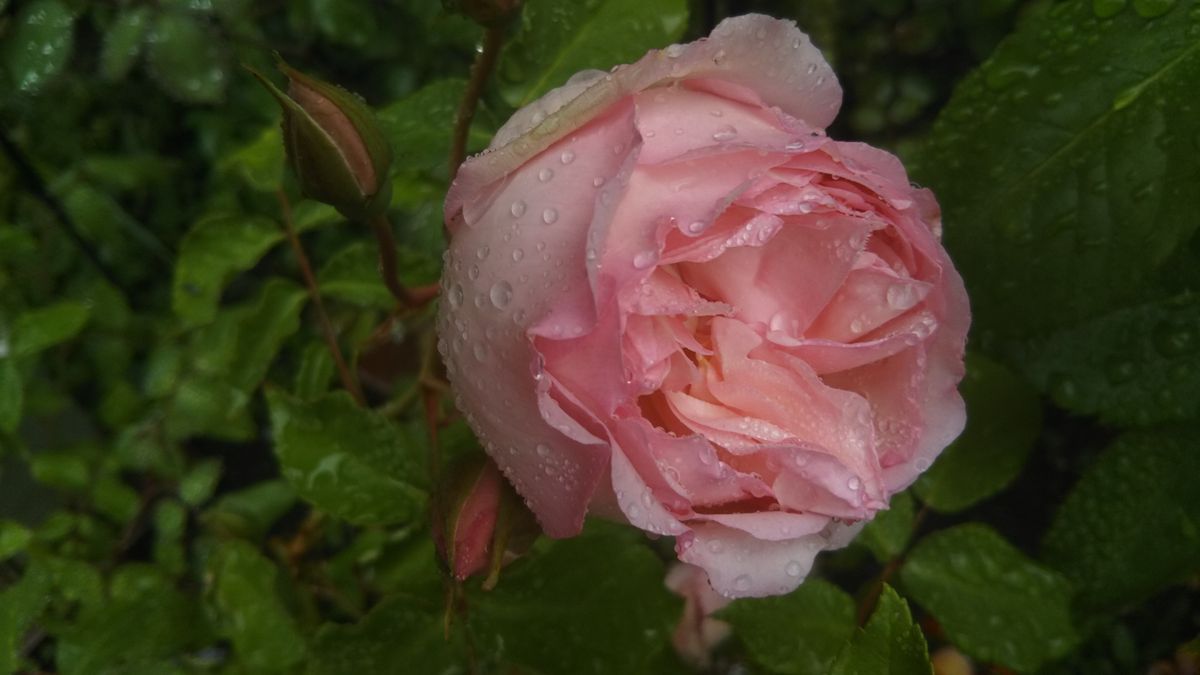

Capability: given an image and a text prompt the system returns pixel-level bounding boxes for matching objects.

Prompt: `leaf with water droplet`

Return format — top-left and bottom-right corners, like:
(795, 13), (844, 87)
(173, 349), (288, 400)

(1011, 292), (1200, 426)
(1043, 426), (1200, 614)
(99, 6), (150, 81)
(497, 0), (689, 108)
(208, 539), (307, 671)
(267, 389), (427, 525)
(829, 584), (931, 675)
(901, 524), (1077, 672)
(145, 11), (227, 103)
(718, 578), (856, 675)
(2, 0), (75, 94)
(911, 0), (1200, 341)
(915, 354), (1042, 512)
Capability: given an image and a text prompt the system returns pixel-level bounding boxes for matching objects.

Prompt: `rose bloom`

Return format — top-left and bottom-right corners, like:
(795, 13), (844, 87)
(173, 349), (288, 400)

(438, 14), (969, 597)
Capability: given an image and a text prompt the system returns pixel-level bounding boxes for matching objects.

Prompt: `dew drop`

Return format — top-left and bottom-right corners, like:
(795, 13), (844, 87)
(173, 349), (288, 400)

(542, 208), (559, 225)
(511, 248), (525, 262)
(448, 283), (464, 308)
(512, 309), (527, 325)
(510, 200), (527, 218)
(560, 150), (576, 164)
(489, 280), (513, 309)
(686, 220), (707, 234)
(886, 284), (920, 311)
(592, 176), (606, 187)
(664, 43), (685, 58)
(785, 561), (803, 577)
(536, 443), (550, 457)
(472, 343), (489, 362)
(538, 167), (554, 182)
(712, 125), (738, 142)
(632, 250), (658, 269)
(806, 63), (818, 75)
(468, 265), (480, 281)
(847, 476), (862, 491)
(476, 245), (490, 260)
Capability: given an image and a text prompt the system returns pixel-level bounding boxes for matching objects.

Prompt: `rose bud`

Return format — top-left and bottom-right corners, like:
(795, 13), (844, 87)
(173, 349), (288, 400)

(249, 61), (392, 221)
(433, 455), (539, 583)
(438, 14), (969, 597)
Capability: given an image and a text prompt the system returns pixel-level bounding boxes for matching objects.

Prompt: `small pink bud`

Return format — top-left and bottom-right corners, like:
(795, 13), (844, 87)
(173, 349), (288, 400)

(248, 60), (393, 221)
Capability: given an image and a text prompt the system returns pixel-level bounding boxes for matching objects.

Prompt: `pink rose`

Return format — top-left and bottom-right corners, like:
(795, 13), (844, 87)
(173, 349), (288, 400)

(438, 14), (969, 597)
(665, 563), (732, 668)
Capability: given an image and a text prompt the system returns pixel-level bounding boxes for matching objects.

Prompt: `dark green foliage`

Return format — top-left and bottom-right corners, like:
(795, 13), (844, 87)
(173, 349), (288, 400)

(1, 0), (1199, 673)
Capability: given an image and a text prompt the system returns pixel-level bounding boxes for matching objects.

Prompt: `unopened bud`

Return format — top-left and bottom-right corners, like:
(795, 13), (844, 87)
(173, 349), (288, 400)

(433, 456), (538, 584)
(443, 0), (522, 27)
(249, 60), (392, 221)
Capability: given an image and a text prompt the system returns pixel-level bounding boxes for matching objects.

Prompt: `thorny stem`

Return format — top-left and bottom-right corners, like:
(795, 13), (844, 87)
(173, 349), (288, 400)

(277, 190), (366, 406)
(855, 504), (930, 625)
(449, 24), (506, 179)
(370, 214), (416, 307)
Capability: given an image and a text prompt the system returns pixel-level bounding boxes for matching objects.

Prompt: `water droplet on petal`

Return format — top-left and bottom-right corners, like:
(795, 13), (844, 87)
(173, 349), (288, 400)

(510, 200), (527, 217)
(560, 150), (576, 164)
(536, 443), (550, 457)
(686, 220), (707, 234)
(632, 250), (658, 269)
(511, 248), (525, 262)
(448, 283), (464, 308)
(542, 208), (559, 224)
(785, 561), (803, 577)
(476, 245), (490, 260)
(712, 125), (738, 142)
(489, 281), (513, 309)
(468, 265), (480, 281)
(538, 167), (554, 182)
(886, 284), (920, 310)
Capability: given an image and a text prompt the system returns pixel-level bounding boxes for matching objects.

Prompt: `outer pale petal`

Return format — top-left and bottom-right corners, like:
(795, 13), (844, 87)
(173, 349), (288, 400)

(446, 14), (841, 229)
(438, 102), (638, 537)
(678, 522), (833, 598)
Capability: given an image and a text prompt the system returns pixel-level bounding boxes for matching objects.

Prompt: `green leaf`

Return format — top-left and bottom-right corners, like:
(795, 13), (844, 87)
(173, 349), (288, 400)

(830, 585), (931, 675)
(0, 519), (32, 560)
(718, 579), (856, 675)
(145, 11), (228, 103)
(1042, 426), (1200, 614)
(180, 458), (222, 506)
(209, 539), (307, 671)
(12, 300), (90, 357)
(308, 594), (466, 675)
(100, 7), (151, 81)
(377, 79), (492, 172)
(859, 490), (916, 562)
(470, 525), (681, 675)
(498, 0), (689, 108)
(0, 358), (22, 433)
(201, 479), (296, 539)
(3, 0), (76, 93)
(172, 214), (284, 327)
(317, 241), (394, 308)
(219, 125), (285, 192)
(911, 1), (1200, 338)
(226, 279), (307, 391)
(293, 341), (335, 399)
(267, 390), (427, 525)
(900, 524), (1077, 672)
(56, 565), (210, 675)
(0, 565), (50, 675)
(1012, 292), (1200, 427)
(309, 0), (381, 50)
(914, 355), (1042, 512)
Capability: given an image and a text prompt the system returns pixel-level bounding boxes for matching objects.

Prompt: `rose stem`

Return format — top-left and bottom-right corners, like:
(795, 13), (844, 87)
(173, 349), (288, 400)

(276, 189), (366, 405)
(449, 24), (506, 178)
(369, 213), (416, 307)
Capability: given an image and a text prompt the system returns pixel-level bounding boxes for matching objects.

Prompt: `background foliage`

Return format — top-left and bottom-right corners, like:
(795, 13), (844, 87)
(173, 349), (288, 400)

(1, 0), (1198, 673)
